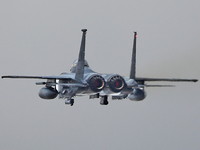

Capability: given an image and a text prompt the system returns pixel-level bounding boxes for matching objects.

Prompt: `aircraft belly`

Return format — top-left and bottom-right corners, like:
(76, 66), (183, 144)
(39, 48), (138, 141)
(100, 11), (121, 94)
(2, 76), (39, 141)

(57, 85), (89, 99)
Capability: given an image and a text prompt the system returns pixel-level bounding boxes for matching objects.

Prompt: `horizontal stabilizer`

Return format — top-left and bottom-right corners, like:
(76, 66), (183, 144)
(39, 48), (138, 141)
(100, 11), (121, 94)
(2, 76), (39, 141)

(145, 85), (175, 87)
(127, 84), (175, 88)
(35, 82), (88, 87)
(51, 83), (87, 87)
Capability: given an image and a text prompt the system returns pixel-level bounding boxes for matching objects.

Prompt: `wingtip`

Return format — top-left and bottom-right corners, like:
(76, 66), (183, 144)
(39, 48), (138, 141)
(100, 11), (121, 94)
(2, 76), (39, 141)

(193, 79), (198, 82)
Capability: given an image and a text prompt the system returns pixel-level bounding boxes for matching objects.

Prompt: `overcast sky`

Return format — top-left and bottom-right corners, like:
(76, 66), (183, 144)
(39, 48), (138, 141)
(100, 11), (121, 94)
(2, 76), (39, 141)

(0, 1), (199, 150)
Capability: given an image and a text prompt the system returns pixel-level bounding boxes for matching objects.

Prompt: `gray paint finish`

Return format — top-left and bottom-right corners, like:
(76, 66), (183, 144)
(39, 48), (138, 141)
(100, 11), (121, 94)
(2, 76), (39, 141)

(0, 1), (200, 150)
(2, 29), (197, 105)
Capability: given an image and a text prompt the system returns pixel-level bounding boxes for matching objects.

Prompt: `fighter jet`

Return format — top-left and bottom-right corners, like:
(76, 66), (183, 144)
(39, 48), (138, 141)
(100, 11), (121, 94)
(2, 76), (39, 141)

(2, 29), (198, 106)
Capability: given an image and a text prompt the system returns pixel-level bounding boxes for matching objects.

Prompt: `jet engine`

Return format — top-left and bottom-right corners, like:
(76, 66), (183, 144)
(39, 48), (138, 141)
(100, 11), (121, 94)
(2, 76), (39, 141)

(85, 74), (106, 92)
(128, 88), (146, 101)
(38, 87), (58, 99)
(104, 74), (126, 93)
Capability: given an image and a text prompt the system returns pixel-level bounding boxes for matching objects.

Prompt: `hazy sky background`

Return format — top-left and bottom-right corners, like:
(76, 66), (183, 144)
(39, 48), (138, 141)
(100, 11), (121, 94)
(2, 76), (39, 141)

(0, 1), (199, 150)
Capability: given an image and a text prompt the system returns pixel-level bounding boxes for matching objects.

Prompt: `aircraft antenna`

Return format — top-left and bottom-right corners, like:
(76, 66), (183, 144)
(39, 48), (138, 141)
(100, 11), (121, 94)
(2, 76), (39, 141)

(130, 32), (137, 79)
(75, 29), (87, 81)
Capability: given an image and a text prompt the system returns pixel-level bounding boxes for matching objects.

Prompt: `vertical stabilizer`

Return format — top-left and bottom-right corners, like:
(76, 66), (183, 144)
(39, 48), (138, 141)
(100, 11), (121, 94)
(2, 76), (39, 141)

(75, 29), (87, 81)
(130, 32), (137, 79)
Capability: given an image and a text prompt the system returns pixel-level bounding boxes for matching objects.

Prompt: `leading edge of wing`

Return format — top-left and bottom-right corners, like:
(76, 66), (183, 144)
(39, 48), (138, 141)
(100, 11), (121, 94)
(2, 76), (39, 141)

(1, 75), (72, 80)
(135, 77), (198, 82)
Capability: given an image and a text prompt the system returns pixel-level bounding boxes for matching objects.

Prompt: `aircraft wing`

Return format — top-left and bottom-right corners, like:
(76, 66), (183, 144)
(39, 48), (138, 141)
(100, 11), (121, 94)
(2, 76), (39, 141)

(1, 75), (73, 80)
(135, 77), (198, 82)
(127, 32), (198, 86)
(125, 77), (198, 88)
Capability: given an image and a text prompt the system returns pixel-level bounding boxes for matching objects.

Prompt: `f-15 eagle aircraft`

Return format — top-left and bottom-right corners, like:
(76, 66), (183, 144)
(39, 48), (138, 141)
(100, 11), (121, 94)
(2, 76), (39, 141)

(2, 29), (198, 106)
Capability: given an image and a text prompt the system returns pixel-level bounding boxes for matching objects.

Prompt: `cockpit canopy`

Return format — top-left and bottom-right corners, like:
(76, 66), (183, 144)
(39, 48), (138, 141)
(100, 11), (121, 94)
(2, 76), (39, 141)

(71, 59), (89, 68)
(70, 60), (89, 72)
